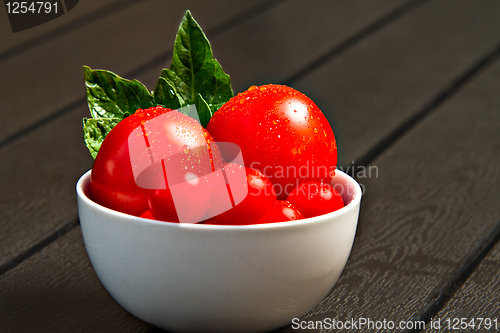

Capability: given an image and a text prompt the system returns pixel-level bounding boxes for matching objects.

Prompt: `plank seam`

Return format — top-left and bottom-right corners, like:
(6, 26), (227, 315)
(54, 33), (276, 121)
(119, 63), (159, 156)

(283, 0), (431, 86)
(350, 40), (500, 170)
(404, 219), (500, 333)
(0, 218), (79, 276)
(0, 98), (84, 151)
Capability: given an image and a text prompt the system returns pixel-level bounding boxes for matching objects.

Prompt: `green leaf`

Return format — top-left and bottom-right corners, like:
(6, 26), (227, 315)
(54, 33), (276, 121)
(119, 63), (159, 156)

(209, 101), (225, 114)
(82, 11), (234, 159)
(82, 117), (120, 159)
(166, 10), (233, 119)
(153, 76), (184, 109)
(195, 93), (212, 127)
(84, 66), (154, 119)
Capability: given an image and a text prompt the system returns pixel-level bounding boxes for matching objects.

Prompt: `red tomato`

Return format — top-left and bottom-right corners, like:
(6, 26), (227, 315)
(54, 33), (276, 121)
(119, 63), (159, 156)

(206, 84), (337, 199)
(90, 106), (222, 216)
(287, 181), (344, 218)
(148, 165), (212, 223)
(259, 200), (304, 223)
(204, 164), (276, 225)
(139, 210), (158, 220)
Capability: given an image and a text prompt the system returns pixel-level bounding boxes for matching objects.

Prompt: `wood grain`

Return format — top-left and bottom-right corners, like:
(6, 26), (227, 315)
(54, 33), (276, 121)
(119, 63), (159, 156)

(0, 228), (152, 333)
(422, 241), (500, 332)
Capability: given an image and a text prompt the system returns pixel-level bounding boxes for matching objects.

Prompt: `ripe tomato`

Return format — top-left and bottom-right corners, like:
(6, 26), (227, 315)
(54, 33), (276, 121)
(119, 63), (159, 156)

(139, 210), (158, 220)
(90, 107), (171, 216)
(259, 200), (304, 223)
(287, 181), (344, 218)
(148, 164), (212, 223)
(90, 106), (222, 217)
(204, 164), (276, 225)
(206, 84), (337, 199)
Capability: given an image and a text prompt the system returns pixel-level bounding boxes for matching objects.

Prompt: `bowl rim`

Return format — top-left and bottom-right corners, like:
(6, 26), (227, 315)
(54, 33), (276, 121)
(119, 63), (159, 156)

(77, 168), (361, 230)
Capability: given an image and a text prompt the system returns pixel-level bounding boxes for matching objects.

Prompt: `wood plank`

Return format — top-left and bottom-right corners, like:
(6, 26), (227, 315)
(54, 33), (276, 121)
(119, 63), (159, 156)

(276, 39), (500, 331)
(0, 104), (92, 268)
(0, 227), (152, 333)
(0, 0), (409, 267)
(211, 0), (404, 92)
(292, 0), (500, 166)
(422, 241), (500, 332)
(0, 0), (266, 144)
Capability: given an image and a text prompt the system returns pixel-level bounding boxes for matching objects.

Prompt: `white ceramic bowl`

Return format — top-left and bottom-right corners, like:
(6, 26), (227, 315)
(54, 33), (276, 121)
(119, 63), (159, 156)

(76, 169), (361, 333)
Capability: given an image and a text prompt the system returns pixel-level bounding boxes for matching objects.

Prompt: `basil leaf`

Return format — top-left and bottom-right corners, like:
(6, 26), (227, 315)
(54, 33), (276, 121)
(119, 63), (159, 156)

(84, 66), (154, 119)
(82, 117), (120, 159)
(209, 101), (225, 114)
(167, 10), (233, 118)
(153, 76), (184, 109)
(82, 11), (234, 159)
(195, 93), (212, 127)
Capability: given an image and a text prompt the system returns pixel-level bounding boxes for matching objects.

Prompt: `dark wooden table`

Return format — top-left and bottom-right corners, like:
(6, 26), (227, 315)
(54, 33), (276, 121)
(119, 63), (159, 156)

(1, 1), (500, 332)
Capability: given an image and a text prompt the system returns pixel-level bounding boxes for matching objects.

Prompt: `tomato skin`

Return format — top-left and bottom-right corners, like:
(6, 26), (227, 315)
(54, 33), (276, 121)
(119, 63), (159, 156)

(259, 200), (304, 223)
(205, 165), (277, 225)
(287, 181), (344, 218)
(206, 84), (337, 199)
(90, 107), (172, 216)
(90, 106), (222, 217)
(139, 210), (158, 220)
(148, 171), (212, 223)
